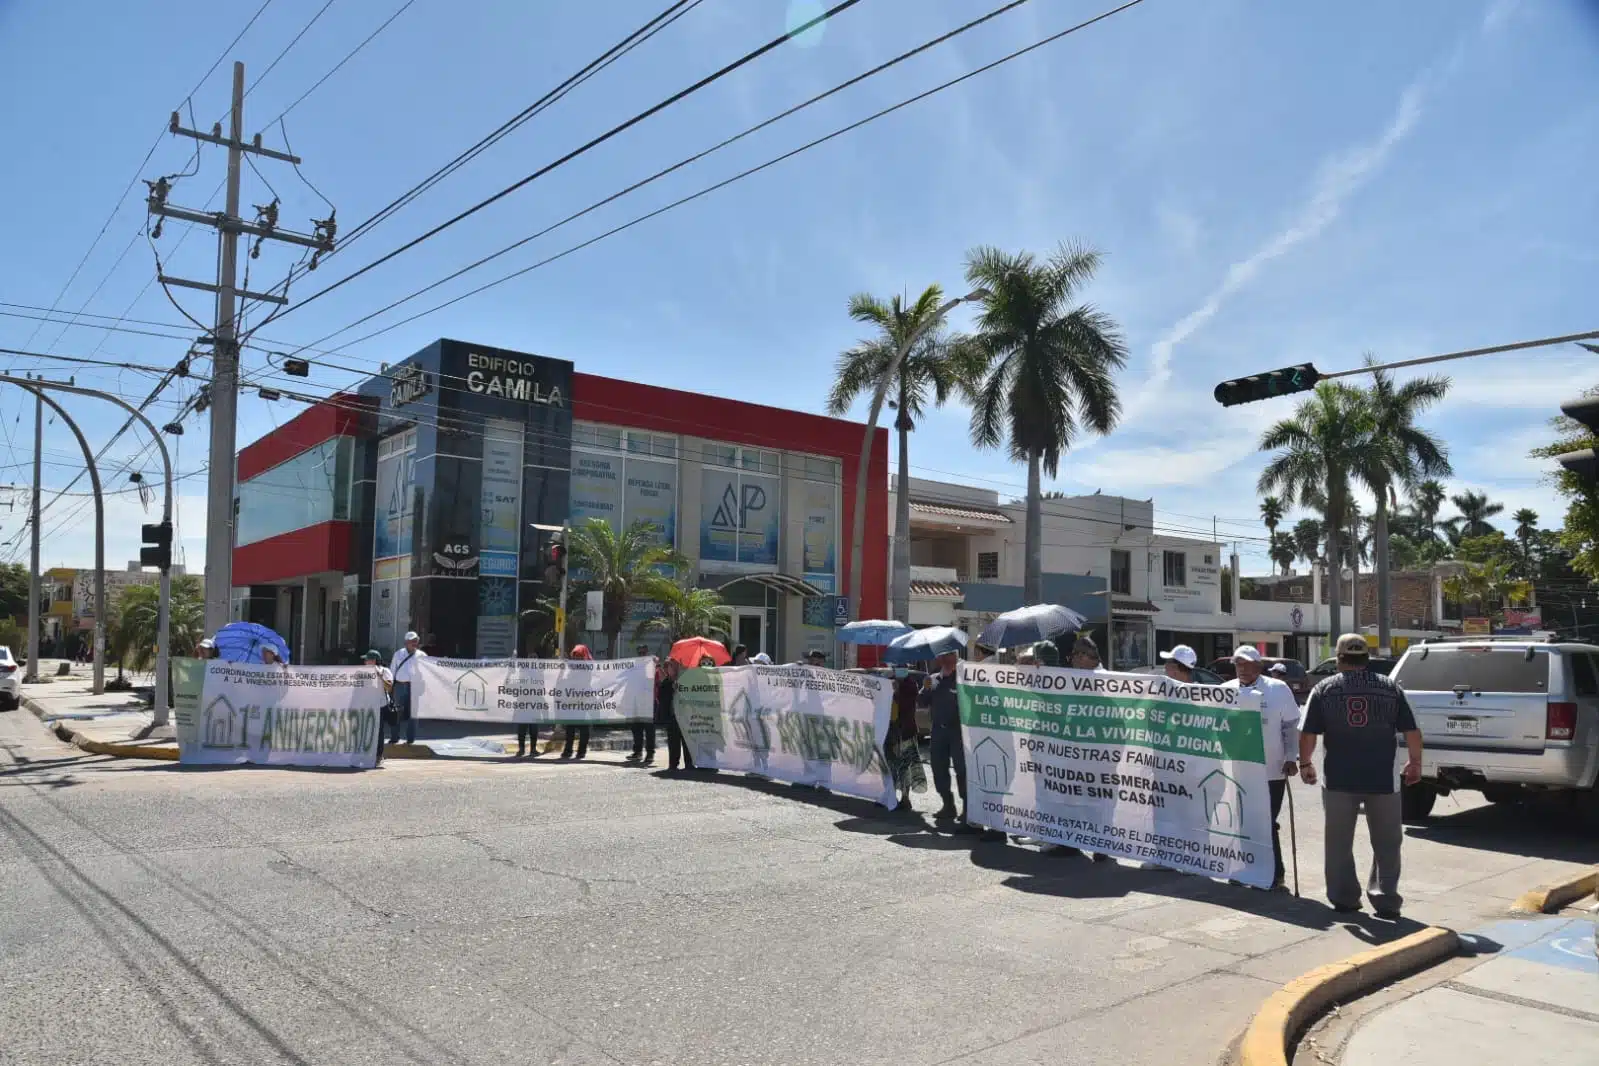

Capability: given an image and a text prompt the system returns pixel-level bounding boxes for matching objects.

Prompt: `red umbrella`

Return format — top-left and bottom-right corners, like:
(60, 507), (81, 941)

(669, 637), (731, 668)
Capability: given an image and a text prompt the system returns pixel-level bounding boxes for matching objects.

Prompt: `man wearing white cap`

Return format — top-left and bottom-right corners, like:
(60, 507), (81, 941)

(1158, 644), (1198, 682)
(1222, 645), (1302, 890)
(389, 632), (428, 745)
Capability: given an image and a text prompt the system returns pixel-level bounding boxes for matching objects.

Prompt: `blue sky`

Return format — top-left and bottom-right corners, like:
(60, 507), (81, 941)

(1, 0), (1595, 574)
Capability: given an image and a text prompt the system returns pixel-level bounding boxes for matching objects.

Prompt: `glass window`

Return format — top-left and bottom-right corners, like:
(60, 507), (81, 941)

(627, 434), (650, 455)
(236, 437), (354, 547)
(1571, 652), (1598, 697)
(1163, 550), (1186, 587)
(651, 434), (676, 458)
(803, 455), (839, 483)
(1111, 550), (1131, 595)
(706, 443), (737, 468)
(977, 551), (999, 580)
(1394, 648), (1549, 693)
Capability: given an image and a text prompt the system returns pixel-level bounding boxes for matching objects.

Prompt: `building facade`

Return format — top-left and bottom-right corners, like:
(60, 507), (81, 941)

(231, 338), (889, 664)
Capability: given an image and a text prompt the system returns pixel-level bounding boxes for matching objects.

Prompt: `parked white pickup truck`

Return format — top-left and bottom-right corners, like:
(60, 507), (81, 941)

(1389, 636), (1599, 826)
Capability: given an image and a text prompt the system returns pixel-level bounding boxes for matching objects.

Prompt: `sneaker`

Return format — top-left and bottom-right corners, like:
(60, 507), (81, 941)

(1374, 907), (1402, 920)
(641, 753), (655, 766)
(625, 752), (641, 762)
(1090, 852), (1113, 863)
(1331, 902), (1362, 914)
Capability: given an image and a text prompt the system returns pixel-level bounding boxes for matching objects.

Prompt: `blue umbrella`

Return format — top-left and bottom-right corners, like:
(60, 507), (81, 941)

(977, 604), (1086, 650)
(836, 619), (913, 645)
(212, 621), (292, 664)
(882, 625), (968, 664)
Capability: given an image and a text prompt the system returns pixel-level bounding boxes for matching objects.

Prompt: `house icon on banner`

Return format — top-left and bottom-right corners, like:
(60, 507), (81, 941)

(455, 670), (488, 710)
(1198, 769), (1246, 835)
(972, 736), (1014, 795)
(203, 695), (241, 748)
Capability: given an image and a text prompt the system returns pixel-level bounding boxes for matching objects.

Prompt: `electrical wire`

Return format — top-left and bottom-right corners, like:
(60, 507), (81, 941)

(246, 0), (339, 97)
(265, 0), (419, 124)
(260, 0), (866, 326)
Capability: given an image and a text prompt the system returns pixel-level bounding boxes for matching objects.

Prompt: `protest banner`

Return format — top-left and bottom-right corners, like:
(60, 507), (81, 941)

(180, 662), (386, 768)
(411, 657), (654, 723)
(958, 662), (1275, 887)
(672, 664), (896, 807)
(171, 656), (207, 749)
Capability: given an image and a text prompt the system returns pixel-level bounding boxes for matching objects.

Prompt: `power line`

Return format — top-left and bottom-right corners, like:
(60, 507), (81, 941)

(246, 0), (339, 96)
(274, 0), (1151, 360)
(265, 0), (420, 125)
(261, 0), (866, 326)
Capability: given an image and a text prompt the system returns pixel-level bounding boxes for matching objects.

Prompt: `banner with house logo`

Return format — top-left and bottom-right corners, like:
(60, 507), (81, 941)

(672, 665), (896, 807)
(957, 662), (1274, 887)
(410, 657), (654, 723)
(179, 663), (386, 768)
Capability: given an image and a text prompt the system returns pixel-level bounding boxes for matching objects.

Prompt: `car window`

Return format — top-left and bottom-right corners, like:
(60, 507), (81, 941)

(1394, 647), (1548, 692)
(1572, 653), (1599, 698)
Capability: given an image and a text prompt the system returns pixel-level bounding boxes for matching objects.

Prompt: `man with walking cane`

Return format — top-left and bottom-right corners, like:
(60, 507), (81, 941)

(1221, 646), (1301, 892)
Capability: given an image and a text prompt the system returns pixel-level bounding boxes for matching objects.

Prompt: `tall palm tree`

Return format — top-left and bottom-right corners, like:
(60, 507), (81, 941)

(1260, 496), (1285, 538)
(1291, 517), (1325, 570)
(1445, 490), (1505, 543)
(635, 582), (731, 645)
(1268, 532), (1297, 576)
(965, 243), (1127, 603)
(567, 518), (687, 658)
(1358, 365), (1451, 654)
(1258, 382), (1375, 641)
(828, 285), (982, 621)
(1512, 508), (1540, 568)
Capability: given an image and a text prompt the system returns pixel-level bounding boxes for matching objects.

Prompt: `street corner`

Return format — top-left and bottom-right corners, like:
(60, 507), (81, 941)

(1234, 926), (1459, 1066)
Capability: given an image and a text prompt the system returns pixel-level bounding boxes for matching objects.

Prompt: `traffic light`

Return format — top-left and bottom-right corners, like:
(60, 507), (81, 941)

(1556, 396), (1599, 487)
(1213, 363), (1321, 407)
(140, 520), (173, 571)
(542, 530), (566, 586)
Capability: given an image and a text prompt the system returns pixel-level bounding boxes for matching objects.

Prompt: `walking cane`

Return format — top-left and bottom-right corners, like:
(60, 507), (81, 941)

(1285, 780), (1301, 897)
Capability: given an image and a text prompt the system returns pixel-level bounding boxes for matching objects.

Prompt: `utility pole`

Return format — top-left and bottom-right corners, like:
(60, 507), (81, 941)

(25, 378), (41, 684)
(146, 61), (335, 634)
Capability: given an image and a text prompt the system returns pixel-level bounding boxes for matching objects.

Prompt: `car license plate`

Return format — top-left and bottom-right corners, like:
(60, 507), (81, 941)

(1446, 717), (1479, 735)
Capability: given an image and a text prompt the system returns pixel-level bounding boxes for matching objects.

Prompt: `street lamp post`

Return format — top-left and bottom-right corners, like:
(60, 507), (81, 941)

(846, 289), (987, 650)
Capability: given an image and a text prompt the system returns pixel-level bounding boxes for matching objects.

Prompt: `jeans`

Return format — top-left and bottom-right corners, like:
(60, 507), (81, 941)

(1322, 789), (1404, 912)
(928, 722), (966, 810)
(665, 716), (695, 769)
(561, 725), (590, 758)
(392, 682), (415, 743)
(631, 723), (656, 758)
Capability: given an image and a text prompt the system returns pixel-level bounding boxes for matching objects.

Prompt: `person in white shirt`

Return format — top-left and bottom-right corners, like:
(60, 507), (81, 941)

(363, 649), (394, 764)
(1221, 645), (1302, 890)
(388, 631), (427, 746)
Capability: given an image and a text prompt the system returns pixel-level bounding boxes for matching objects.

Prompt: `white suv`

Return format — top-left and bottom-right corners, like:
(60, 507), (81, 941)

(1390, 637), (1599, 827)
(0, 645), (20, 710)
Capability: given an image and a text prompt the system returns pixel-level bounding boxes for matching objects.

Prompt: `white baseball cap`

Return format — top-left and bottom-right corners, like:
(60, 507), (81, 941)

(1232, 645), (1263, 663)
(1159, 645), (1198, 669)
(404, 631), (420, 642)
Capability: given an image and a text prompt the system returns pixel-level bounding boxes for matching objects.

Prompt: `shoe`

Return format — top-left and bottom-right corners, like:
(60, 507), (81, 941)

(1091, 852), (1113, 863)
(575, 752), (588, 761)
(1374, 907), (1402, 920)
(1331, 903), (1362, 914)
(642, 754), (655, 766)
(560, 752), (573, 760)
(625, 752), (641, 762)
(934, 802), (957, 822)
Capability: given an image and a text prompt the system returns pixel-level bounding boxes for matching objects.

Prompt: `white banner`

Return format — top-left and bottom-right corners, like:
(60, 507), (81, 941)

(411, 657), (655, 723)
(958, 662), (1275, 887)
(179, 662), (386, 768)
(672, 665), (896, 807)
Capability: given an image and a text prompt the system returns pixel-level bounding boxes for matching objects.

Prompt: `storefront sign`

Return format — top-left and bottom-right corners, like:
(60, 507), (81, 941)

(411, 656), (654, 723)
(390, 363), (431, 408)
(700, 468), (779, 566)
(671, 665), (895, 806)
(178, 663), (387, 768)
(802, 480), (835, 585)
(464, 351), (565, 406)
(957, 662), (1274, 887)
(571, 452), (622, 529)
(624, 458), (677, 547)
(477, 418), (523, 655)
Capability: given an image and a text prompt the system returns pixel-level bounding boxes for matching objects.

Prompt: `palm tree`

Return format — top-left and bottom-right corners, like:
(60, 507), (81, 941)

(1358, 365), (1451, 654)
(1512, 508), (1540, 569)
(1258, 382), (1375, 641)
(635, 581), (730, 645)
(1260, 496), (1286, 539)
(1291, 517), (1324, 570)
(113, 576), (206, 672)
(1268, 532), (1297, 576)
(566, 518), (687, 657)
(1444, 558), (1533, 624)
(965, 243), (1127, 603)
(828, 285), (982, 622)
(1445, 490), (1504, 544)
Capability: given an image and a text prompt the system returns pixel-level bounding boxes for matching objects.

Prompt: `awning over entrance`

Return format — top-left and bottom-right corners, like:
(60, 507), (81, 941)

(1111, 598), (1160, 615)
(910, 579), (962, 599)
(715, 573), (827, 598)
(908, 500), (1012, 525)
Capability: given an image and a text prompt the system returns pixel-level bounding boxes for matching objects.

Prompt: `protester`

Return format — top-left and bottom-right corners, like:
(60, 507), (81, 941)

(1032, 640), (1060, 667)
(888, 673), (928, 809)
(1015, 648), (1038, 666)
(1069, 635), (1102, 670)
(804, 649), (827, 668)
(1269, 662), (1289, 679)
(389, 631), (427, 745)
(1159, 644), (1197, 682)
(629, 644), (656, 763)
(698, 655), (717, 668)
(1221, 646), (1301, 890)
(194, 638), (216, 659)
(730, 644), (751, 666)
(561, 644), (594, 760)
(363, 649), (394, 765)
(918, 650), (967, 825)
(751, 652), (773, 665)
(660, 658), (696, 771)
(1300, 633), (1423, 919)
(260, 645), (283, 666)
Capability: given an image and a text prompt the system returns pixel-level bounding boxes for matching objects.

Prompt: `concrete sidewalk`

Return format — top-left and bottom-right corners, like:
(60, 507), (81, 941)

(1334, 908), (1598, 1066)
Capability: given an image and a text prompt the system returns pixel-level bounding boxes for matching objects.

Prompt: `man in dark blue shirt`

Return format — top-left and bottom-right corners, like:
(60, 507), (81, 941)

(918, 650), (965, 823)
(1300, 634), (1423, 918)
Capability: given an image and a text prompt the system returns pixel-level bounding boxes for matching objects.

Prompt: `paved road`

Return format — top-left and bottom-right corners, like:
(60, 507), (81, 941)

(2, 706), (1591, 1066)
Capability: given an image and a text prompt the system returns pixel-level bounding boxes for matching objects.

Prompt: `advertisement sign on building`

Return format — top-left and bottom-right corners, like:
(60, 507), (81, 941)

(802, 480), (835, 586)
(624, 458), (677, 547)
(571, 452), (623, 529)
(701, 468), (779, 566)
(374, 432), (417, 562)
(476, 418), (523, 657)
(463, 351), (566, 406)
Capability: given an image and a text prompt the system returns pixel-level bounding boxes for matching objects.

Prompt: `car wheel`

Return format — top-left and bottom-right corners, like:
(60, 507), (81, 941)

(1481, 785), (1525, 806)
(0, 695), (16, 712)
(1401, 782), (1437, 822)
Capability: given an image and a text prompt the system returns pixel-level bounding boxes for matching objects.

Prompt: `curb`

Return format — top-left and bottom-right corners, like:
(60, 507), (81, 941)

(1236, 926), (1459, 1066)
(48, 721), (178, 761)
(1511, 869), (1599, 915)
(381, 743), (436, 759)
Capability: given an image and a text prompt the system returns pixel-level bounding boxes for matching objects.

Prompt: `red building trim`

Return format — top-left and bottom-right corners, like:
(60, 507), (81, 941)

(237, 393), (371, 482)
(571, 373), (889, 620)
(234, 522), (354, 585)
